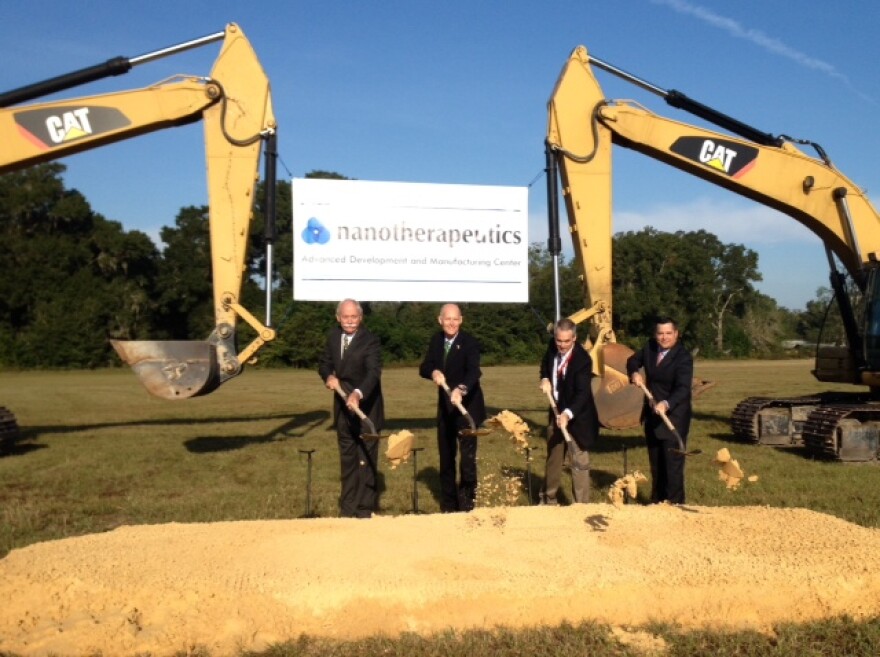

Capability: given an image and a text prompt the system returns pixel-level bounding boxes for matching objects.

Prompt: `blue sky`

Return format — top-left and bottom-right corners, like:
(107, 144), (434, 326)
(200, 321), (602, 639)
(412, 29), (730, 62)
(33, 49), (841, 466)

(2, 0), (878, 311)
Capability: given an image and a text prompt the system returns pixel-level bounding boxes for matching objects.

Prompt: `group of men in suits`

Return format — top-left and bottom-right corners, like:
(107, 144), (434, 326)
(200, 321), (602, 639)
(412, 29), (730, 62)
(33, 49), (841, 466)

(318, 299), (485, 517)
(538, 314), (693, 506)
(319, 297), (692, 517)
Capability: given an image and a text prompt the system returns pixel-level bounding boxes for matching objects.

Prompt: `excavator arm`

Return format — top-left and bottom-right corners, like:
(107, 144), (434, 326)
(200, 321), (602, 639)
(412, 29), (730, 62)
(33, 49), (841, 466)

(547, 45), (880, 432)
(0, 24), (277, 400)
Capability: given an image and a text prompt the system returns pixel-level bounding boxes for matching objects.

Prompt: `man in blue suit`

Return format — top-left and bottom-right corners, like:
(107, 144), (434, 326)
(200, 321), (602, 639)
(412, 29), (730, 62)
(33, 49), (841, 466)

(627, 316), (693, 504)
(318, 299), (385, 518)
(419, 303), (486, 512)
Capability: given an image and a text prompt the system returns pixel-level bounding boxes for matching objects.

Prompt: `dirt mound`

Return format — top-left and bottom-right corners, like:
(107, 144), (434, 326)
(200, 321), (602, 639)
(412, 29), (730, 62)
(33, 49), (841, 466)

(2, 504), (880, 656)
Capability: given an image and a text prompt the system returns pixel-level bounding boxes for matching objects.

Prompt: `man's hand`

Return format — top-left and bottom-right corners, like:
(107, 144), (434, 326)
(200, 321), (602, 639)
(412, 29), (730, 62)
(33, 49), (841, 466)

(630, 372), (644, 388)
(346, 392), (361, 410)
(325, 374), (339, 391)
(450, 388), (463, 406)
(540, 378), (552, 396)
(431, 370), (446, 386)
(654, 400), (669, 415)
(557, 413), (570, 430)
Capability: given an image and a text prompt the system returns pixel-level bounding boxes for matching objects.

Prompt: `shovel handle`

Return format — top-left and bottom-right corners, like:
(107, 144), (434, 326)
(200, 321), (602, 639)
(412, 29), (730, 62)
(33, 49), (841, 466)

(655, 406), (679, 435)
(635, 380), (655, 405)
(544, 389), (575, 445)
(435, 374), (479, 434)
(331, 381), (368, 421)
(435, 372), (469, 415)
(440, 382), (476, 426)
(441, 382), (470, 416)
(636, 381), (688, 452)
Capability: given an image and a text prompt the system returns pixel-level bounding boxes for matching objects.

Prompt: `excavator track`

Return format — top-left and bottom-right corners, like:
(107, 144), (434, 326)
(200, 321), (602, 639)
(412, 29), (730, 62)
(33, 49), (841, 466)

(730, 395), (823, 445)
(802, 404), (880, 461)
(732, 393), (879, 461)
(0, 406), (20, 453)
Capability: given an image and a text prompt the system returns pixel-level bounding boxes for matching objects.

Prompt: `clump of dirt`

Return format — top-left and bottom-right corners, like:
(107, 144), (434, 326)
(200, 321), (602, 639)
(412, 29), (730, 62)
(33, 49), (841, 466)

(487, 410), (531, 448)
(3, 504), (880, 657)
(714, 447), (758, 489)
(607, 470), (648, 508)
(384, 429), (415, 469)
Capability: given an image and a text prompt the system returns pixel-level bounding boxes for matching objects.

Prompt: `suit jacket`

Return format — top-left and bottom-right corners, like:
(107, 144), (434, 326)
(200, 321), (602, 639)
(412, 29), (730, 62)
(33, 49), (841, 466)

(626, 340), (693, 440)
(419, 330), (486, 426)
(540, 340), (600, 450)
(318, 325), (384, 430)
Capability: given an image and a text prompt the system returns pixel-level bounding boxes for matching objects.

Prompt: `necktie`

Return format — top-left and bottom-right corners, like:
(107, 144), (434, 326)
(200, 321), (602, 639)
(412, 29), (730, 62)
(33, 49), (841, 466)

(657, 350), (667, 365)
(342, 335), (351, 357)
(444, 340), (452, 363)
(557, 351), (569, 379)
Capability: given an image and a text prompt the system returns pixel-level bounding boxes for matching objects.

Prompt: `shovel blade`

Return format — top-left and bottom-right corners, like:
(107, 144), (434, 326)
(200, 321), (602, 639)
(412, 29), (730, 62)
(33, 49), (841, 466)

(359, 416), (379, 440)
(111, 340), (221, 400)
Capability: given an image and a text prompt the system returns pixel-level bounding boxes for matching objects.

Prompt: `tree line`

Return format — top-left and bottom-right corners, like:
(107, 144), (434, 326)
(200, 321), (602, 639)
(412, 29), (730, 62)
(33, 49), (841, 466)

(0, 164), (842, 370)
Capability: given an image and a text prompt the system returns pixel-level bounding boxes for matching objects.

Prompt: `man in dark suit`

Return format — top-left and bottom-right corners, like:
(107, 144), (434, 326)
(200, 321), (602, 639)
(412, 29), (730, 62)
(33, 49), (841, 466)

(419, 303), (486, 512)
(318, 299), (384, 518)
(538, 318), (600, 504)
(626, 316), (693, 504)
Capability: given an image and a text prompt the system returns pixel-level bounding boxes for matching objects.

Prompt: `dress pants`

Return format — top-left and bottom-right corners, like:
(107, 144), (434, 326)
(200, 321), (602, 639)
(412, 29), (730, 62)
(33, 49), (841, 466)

(336, 412), (379, 518)
(646, 434), (685, 504)
(541, 413), (591, 504)
(437, 411), (477, 512)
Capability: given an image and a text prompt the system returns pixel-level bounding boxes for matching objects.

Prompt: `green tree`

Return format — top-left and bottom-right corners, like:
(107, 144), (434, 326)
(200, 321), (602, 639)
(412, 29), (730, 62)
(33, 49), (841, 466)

(611, 228), (761, 355)
(0, 164), (160, 367)
(154, 206), (214, 340)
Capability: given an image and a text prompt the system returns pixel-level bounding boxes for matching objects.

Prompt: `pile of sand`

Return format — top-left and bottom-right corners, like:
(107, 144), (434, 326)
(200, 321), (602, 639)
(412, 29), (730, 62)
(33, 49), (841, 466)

(3, 503), (880, 656)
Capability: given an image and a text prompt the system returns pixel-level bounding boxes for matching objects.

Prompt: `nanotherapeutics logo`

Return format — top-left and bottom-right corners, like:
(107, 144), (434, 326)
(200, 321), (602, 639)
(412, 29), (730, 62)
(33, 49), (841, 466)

(302, 217), (330, 245)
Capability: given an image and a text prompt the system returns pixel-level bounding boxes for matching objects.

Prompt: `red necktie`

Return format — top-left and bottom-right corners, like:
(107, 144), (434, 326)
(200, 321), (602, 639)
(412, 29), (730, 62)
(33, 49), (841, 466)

(557, 351), (570, 379)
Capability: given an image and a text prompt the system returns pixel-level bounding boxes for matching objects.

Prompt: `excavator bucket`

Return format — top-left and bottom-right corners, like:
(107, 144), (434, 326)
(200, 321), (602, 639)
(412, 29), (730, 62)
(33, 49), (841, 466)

(591, 342), (715, 429)
(111, 340), (222, 400)
(592, 343), (646, 429)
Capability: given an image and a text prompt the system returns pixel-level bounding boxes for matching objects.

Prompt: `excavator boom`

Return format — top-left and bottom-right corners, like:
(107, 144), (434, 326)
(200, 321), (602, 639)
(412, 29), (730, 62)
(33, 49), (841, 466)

(1, 24), (277, 400)
(547, 45), (880, 460)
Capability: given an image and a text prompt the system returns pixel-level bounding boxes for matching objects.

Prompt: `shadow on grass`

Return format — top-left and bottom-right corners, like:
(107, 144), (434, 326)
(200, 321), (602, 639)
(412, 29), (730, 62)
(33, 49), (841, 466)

(693, 409), (735, 424)
(185, 411), (329, 453)
(2, 430), (48, 457)
(415, 465), (444, 511)
(15, 410), (322, 436)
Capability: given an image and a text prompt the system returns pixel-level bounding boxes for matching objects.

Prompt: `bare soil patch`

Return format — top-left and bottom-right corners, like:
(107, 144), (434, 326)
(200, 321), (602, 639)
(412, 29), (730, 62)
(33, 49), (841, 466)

(2, 504), (880, 656)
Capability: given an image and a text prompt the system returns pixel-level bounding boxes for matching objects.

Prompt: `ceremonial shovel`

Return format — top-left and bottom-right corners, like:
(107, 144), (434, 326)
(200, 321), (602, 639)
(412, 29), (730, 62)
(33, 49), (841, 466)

(331, 381), (381, 440)
(635, 381), (701, 457)
(436, 373), (491, 437)
(544, 388), (577, 447)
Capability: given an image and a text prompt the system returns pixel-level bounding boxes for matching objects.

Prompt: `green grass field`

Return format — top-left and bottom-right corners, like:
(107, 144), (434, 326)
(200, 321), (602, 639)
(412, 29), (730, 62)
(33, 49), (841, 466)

(1, 360), (879, 656)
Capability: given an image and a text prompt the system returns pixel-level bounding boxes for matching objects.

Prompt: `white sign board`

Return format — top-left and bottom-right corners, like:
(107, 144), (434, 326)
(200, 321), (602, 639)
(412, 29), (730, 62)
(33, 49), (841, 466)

(292, 178), (528, 302)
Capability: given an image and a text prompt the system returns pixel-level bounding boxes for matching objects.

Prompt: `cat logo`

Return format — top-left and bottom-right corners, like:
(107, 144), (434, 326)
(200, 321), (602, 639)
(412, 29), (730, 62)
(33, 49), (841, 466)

(13, 105), (131, 151)
(46, 108), (93, 143)
(669, 136), (758, 179)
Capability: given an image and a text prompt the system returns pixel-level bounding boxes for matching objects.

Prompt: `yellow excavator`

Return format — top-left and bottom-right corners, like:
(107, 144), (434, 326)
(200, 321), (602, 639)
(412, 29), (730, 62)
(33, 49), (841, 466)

(546, 45), (880, 462)
(0, 24), (278, 444)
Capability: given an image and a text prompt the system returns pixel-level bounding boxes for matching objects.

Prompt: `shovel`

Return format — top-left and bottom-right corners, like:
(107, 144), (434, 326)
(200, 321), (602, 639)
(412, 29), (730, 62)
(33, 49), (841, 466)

(436, 374), (491, 437)
(544, 389), (577, 447)
(635, 381), (701, 457)
(330, 381), (381, 440)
